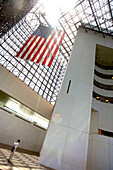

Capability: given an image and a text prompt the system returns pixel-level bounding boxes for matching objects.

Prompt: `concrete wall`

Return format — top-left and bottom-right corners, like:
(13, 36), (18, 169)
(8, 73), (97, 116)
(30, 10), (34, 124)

(0, 65), (54, 152)
(0, 108), (46, 152)
(39, 27), (113, 170)
(87, 107), (113, 170)
(87, 134), (113, 170)
(0, 65), (54, 119)
(92, 99), (113, 132)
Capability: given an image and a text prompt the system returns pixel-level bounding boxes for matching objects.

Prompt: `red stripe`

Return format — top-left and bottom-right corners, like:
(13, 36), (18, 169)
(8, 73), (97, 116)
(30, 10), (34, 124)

(42, 30), (62, 65)
(29, 38), (46, 62)
(48, 32), (65, 67)
(20, 36), (37, 59)
(36, 30), (56, 63)
(15, 35), (33, 58)
(25, 37), (42, 61)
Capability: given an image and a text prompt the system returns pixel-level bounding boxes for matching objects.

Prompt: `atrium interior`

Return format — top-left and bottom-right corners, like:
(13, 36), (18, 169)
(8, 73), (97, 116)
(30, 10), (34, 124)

(0, 0), (113, 170)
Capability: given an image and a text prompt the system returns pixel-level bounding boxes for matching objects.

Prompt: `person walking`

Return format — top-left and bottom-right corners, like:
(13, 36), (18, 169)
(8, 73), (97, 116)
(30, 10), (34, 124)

(8, 139), (20, 164)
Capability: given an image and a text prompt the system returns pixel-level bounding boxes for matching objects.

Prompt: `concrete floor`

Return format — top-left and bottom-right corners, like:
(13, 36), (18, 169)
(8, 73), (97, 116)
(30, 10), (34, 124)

(0, 148), (53, 170)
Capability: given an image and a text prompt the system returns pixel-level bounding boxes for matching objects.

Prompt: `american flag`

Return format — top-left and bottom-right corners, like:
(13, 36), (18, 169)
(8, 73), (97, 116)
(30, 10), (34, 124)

(15, 25), (65, 67)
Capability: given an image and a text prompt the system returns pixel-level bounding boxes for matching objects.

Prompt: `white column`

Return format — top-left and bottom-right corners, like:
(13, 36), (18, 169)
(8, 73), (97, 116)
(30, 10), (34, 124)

(39, 28), (112, 170)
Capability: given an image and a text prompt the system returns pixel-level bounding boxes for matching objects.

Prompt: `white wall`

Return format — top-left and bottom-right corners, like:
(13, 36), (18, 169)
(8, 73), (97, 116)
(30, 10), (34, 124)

(39, 27), (113, 170)
(90, 109), (99, 134)
(87, 134), (113, 170)
(0, 108), (46, 152)
(92, 99), (113, 132)
(0, 65), (54, 120)
(0, 65), (54, 152)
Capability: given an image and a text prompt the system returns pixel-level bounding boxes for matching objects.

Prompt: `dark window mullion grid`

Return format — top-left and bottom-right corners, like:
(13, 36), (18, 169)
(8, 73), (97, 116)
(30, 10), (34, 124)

(41, 66), (50, 98)
(9, 35), (22, 49)
(88, 0), (100, 31)
(24, 20), (34, 34)
(42, 62), (58, 101)
(15, 29), (26, 45)
(68, 12), (79, 33)
(0, 45), (16, 66)
(4, 40), (18, 55)
(11, 58), (24, 75)
(18, 24), (29, 41)
(42, 68), (53, 99)
(48, 60), (60, 98)
(61, 12), (75, 41)
(9, 25), (24, 48)
(49, 58), (66, 103)
(108, 0), (113, 28)
(34, 66), (44, 93)
(95, 1), (108, 33)
(13, 20), (35, 79)
(33, 66), (42, 87)
(16, 22), (28, 42)
(80, 2), (92, 27)
(58, 18), (72, 51)
(26, 63), (38, 87)
(36, 68), (45, 91)
(17, 61), (28, 79)
(93, 1), (107, 31)
(23, 21), (33, 35)
(59, 16), (73, 48)
(24, 62), (37, 86)
(2, 24), (19, 44)
(22, 20), (33, 36)
(103, 2), (112, 33)
(12, 62), (27, 77)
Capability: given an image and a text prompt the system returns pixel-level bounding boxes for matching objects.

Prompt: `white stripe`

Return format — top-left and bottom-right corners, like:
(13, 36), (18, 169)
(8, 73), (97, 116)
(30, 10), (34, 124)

(23, 36), (40, 60)
(40, 30), (61, 65)
(28, 37), (44, 61)
(34, 30), (55, 63)
(39, 31), (57, 64)
(46, 31), (63, 66)
(33, 38), (46, 62)
(18, 36), (35, 58)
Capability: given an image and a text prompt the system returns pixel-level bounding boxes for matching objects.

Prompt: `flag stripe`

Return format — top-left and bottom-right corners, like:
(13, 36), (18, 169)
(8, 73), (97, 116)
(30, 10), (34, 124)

(30, 38), (46, 63)
(17, 35), (35, 59)
(23, 36), (41, 60)
(48, 32), (65, 67)
(42, 30), (62, 65)
(31, 37), (45, 62)
(34, 31), (56, 63)
(39, 30), (59, 64)
(38, 30), (58, 64)
(46, 30), (62, 66)
(25, 37), (42, 60)
(36, 30), (56, 63)
(15, 35), (33, 58)
(20, 36), (38, 59)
